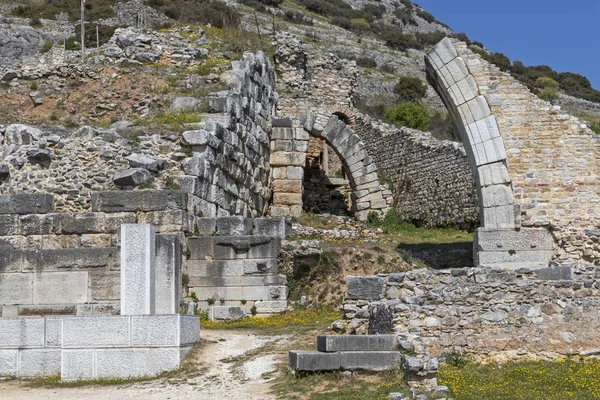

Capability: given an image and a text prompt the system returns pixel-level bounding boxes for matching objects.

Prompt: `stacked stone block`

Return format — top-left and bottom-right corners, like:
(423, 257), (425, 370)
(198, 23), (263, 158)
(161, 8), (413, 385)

(269, 117), (308, 217)
(0, 224), (199, 380)
(179, 51), (277, 218)
(0, 191), (189, 318)
(186, 216), (290, 315)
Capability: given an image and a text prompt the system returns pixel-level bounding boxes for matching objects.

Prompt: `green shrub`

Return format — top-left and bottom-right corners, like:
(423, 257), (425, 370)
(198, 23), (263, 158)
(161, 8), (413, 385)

(394, 7), (416, 26)
(331, 16), (352, 30)
(383, 101), (429, 131)
(536, 76), (559, 88)
(374, 24), (422, 51)
(283, 10), (313, 25)
(350, 18), (370, 32)
(393, 75), (427, 101)
(538, 87), (558, 102)
(416, 9), (435, 23)
(590, 122), (600, 135)
(356, 56), (377, 69)
(75, 24), (118, 48)
(40, 41), (54, 54)
(362, 4), (385, 20)
(416, 31), (446, 46)
(148, 0), (240, 28)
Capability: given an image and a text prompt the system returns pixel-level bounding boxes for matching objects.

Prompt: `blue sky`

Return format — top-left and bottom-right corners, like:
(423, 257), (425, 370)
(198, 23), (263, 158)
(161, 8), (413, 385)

(415, 0), (600, 90)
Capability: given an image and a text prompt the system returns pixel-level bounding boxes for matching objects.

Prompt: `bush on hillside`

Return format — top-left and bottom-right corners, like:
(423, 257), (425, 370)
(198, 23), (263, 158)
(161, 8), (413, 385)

(148, 0), (240, 28)
(394, 7), (416, 25)
(393, 75), (427, 101)
(374, 24), (422, 51)
(363, 4), (386, 20)
(13, 0), (115, 22)
(283, 10), (313, 25)
(356, 56), (377, 69)
(415, 9), (435, 23)
(383, 101), (429, 131)
(354, 94), (397, 120)
(416, 31), (446, 46)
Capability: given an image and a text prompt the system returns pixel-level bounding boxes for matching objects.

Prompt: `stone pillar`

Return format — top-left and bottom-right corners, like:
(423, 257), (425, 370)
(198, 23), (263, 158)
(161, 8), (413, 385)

(269, 117), (308, 217)
(120, 224), (156, 315)
(155, 235), (182, 314)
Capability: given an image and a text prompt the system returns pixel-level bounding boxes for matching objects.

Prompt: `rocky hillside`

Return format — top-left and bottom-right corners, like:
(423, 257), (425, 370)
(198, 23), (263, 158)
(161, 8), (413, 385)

(0, 0), (599, 133)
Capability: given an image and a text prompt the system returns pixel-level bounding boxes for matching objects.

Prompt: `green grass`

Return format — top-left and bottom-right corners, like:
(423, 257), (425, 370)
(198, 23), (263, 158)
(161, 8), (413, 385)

(439, 358), (600, 400)
(200, 307), (340, 333)
(271, 368), (409, 400)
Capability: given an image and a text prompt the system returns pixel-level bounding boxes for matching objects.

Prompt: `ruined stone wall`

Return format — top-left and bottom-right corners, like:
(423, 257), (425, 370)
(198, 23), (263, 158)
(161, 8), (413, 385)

(354, 113), (479, 229)
(434, 40), (600, 266)
(0, 191), (191, 318)
(340, 265), (600, 359)
(179, 51), (277, 218)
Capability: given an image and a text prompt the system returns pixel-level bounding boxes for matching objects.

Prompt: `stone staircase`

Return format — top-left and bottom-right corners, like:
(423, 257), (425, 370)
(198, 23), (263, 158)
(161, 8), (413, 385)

(289, 335), (402, 372)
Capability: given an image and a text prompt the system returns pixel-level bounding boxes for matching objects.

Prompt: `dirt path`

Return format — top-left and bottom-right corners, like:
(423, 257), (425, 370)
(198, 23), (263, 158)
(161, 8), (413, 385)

(0, 330), (289, 400)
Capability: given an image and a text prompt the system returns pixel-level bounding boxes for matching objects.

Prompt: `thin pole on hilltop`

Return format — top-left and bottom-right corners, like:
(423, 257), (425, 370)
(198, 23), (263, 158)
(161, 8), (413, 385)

(80, 0), (85, 63)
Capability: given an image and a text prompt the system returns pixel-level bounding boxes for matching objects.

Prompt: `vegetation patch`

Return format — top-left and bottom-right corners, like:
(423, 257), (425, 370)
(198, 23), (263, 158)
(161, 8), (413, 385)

(439, 358), (600, 400)
(271, 368), (409, 400)
(200, 307), (340, 331)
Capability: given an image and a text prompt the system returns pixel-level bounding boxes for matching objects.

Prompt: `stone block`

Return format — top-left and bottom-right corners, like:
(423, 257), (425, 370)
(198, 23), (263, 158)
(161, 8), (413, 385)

(0, 273), (33, 305)
(317, 335), (397, 352)
(243, 259), (278, 275)
(19, 349), (61, 377)
(433, 38), (458, 65)
(196, 218), (217, 235)
(482, 204), (518, 229)
(0, 194), (53, 215)
(131, 315), (181, 346)
(286, 166), (304, 180)
(22, 248), (114, 271)
(0, 350), (18, 376)
(120, 224), (156, 315)
(92, 191), (187, 213)
(289, 351), (341, 371)
(474, 228), (554, 251)
(142, 210), (189, 233)
(270, 152), (306, 167)
(0, 249), (23, 272)
(273, 180), (303, 193)
(294, 127), (310, 141)
(61, 349), (94, 380)
(216, 216), (251, 236)
(478, 250), (553, 268)
(271, 128), (294, 140)
(208, 306), (247, 321)
(481, 185), (514, 208)
(346, 276), (386, 300)
(445, 57), (469, 83)
(62, 316), (130, 348)
(473, 137), (507, 166)
(34, 271), (88, 305)
(272, 117), (293, 127)
(180, 315), (200, 346)
(254, 300), (287, 313)
(0, 318), (45, 348)
(187, 259), (245, 276)
(155, 235), (182, 314)
(340, 351), (402, 371)
(0, 215), (20, 236)
(477, 162), (511, 187)
(46, 317), (62, 347)
(252, 218), (291, 238)
(535, 266), (572, 281)
(95, 347), (182, 379)
(273, 192), (303, 206)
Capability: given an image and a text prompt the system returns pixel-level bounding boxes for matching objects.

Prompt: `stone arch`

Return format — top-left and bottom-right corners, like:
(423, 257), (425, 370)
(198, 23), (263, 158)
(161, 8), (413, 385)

(304, 110), (390, 220)
(324, 105), (357, 126)
(426, 38), (555, 269)
(425, 38), (518, 230)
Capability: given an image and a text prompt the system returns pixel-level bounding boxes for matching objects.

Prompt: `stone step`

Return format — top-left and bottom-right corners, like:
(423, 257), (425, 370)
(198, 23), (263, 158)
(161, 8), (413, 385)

(317, 335), (397, 352)
(288, 350), (403, 372)
(474, 228), (554, 251)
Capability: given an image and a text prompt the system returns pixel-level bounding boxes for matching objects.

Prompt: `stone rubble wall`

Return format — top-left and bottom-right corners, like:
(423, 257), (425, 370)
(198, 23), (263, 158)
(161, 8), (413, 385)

(179, 51), (277, 218)
(354, 112), (479, 229)
(339, 265), (600, 360)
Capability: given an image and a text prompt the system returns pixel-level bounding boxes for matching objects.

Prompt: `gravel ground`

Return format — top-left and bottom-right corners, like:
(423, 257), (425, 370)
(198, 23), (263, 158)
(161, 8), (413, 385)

(0, 330), (287, 400)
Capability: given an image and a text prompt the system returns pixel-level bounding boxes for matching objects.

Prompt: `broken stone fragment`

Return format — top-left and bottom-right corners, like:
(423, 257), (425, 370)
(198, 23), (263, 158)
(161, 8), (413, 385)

(113, 168), (153, 187)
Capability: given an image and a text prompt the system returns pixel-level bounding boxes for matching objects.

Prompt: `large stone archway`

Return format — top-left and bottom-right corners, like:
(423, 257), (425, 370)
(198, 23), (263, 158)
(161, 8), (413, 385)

(269, 113), (391, 220)
(426, 38), (555, 269)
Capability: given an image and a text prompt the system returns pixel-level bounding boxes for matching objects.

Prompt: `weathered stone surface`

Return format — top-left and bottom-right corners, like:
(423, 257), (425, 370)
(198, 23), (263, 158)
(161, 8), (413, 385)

(288, 351), (341, 371)
(208, 306), (246, 321)
(0, 194), (53, 214)
(339, 351), (402, 371)
(113, 168), (154, 187)
(346, 276), (386, 300)
(120, 224), (155, 315)
(317, 335), (397, 352)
